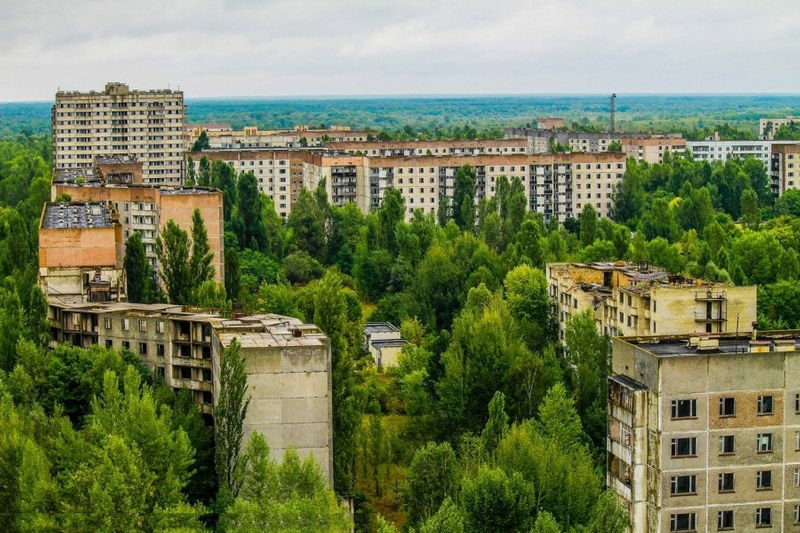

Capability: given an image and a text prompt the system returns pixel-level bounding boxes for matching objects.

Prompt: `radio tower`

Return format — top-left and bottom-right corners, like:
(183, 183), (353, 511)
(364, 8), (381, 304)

(610, 93), (616, 133)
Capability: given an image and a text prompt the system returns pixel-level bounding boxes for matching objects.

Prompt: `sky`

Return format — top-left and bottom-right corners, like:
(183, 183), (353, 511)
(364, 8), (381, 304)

(1, 0), (799, 102)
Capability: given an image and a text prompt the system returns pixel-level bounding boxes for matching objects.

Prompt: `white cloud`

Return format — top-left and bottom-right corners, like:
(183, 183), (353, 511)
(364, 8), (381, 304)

(0, 0), (798, 101)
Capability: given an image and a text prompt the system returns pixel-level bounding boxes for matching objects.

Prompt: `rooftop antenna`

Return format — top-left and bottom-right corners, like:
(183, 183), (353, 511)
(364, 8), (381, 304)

(610, 93), (617, 133)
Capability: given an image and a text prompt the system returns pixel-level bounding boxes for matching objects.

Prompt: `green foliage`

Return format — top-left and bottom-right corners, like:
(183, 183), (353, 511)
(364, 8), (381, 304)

(220, 432), (351, 532)
(479, 391), (509, 460)
(124, 231), (155, 304)
(461, 465), (535, 533)
(405, 442), (459, 526)
(190, 209), (215, 284)
(156, 220), (193, 304)
(417, 497), (465, 533)
(453, 165), (477, 231)
(215, 339), (251, 498)
(191, 130), (210, 152)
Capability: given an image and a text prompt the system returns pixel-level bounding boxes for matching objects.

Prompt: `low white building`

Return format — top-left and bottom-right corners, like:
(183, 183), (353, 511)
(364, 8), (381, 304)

(686, 139), (772, 169)
(364, 322), (406, 370)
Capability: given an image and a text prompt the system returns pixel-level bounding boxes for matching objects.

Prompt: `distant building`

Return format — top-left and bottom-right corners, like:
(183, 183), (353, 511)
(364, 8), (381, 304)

(537, 117), (565, 130)
(364, 322), (406, 370)
(190, 149), (626, 223)
(622, 138), (687, 164)
(771, 143), (800, 196)
(53, 82), (185, 185)
(686, 138), (772, 169)
(760, 117), (800, 140)
(547, 261), (757, 341)
(608, 330), (800, 532)
(185, 125), (370, 151)
(38, 202), (125, 302)
(325, 139), (531, 157)
(185, 123), (233, 134)
(46, 300), (334, 484)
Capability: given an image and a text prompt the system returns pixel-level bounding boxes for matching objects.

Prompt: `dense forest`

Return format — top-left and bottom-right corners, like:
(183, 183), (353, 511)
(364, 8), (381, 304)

(4, 121), (800, 531)
(4, 94), (800, 137)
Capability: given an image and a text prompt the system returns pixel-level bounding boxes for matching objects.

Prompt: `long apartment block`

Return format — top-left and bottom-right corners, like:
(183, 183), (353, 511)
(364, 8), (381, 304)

(185, 124), (370, 150)
(609, 332), (800, 532)
(46, 299), (334, 483)
(547, 261), (757, 341)
(53, 82), (185, 185)
(189, 149), (626, 222)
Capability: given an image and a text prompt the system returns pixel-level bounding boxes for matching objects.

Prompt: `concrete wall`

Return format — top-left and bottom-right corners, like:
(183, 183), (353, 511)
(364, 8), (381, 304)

(238, 340), (334, 484)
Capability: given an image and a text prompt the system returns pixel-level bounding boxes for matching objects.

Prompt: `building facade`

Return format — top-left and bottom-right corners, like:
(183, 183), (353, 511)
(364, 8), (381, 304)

(547, 262), (757, 341)
(609, 331), (800, 532)
(39, 202), (125, 302)
(53, 172), (224, 284)
(185, 125), (371, 151)
(190, 149), (626, 222)
(771, 143), (800, 196)
(46, 299), (334, 483)
(53, 82), (185, 185)
(686, 139), (772, 169)
(760, 117), (800, 140)
(623, 138), (687, 164)
(325, 139), (531, 157)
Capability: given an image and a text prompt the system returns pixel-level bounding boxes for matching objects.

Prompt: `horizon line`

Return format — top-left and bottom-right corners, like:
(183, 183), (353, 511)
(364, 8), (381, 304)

(3, 91), (800, 105)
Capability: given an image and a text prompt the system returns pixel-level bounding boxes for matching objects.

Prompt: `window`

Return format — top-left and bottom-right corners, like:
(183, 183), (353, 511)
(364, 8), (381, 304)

(717, 510), (734, 531)
(202, 368), (212, 382)
(121, 340), (130, 350)
(180, 366), (192, 380)
(796, 431), (800, 451)
(719, 435), (735, 455)
(139, 342), (147, 356)
(670, 513), (697, 532)
(794, 505), (800, 525)
(671, 399), (697, 419)
(671, 437), (697, 457)
(758, 395), (774, 415)
(105, 339), (113, 349)
(156, 321), (165, 334)
(156, 343), (165, 357)
(202, 391), (213, 404)
(795, 467), (800, 487)
(755, 507), (771, 527)
(757, 433), (773, 453)
(756, 470), (772, 490)
(719, 397), (735, 417)
(795, 393), (800, 413)
(157, 366), (165, 380)
(670, 475), (697, 495)
(104, 317), (112, 330)
(121, 318), (130, 331)
(138, 319), (147, 332)
(718, 472), (735, 493)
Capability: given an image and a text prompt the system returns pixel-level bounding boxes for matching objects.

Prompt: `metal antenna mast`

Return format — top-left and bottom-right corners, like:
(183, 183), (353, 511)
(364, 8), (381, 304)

(610, 93), (617, 133)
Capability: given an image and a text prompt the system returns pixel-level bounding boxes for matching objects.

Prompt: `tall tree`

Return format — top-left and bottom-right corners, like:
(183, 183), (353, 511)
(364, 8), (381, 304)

(185, 155), (196, 186)
(405, 442), (459, 527)
(198, 156), (211, 187)
(190, 208), (214, 284)
(378, 188), (405, 254)
(740, 188), (760, 228)
(579, 204), (597, 246)
(155, 220), (192, 304)
(211, 160), (237, 219)
(236, 171), (268, 251)
(453, 165), (477, 232)
(215, 338), (251, 500)
(191, 130), (210, 152)
(124, 231), (154, 304)
(288, 189), (326, 261)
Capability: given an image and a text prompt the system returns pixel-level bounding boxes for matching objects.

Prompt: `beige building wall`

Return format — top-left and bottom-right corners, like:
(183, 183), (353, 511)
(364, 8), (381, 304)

(609, 335), (800, 533)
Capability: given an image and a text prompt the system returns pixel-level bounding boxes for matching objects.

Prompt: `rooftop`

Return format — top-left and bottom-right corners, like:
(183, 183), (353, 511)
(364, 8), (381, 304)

(618, 331), (800, 358)
(53, 167), (101, 185)
(42, 202), (115, 230)
(365, 322), (400, 335)
(95, 155), (138, 166)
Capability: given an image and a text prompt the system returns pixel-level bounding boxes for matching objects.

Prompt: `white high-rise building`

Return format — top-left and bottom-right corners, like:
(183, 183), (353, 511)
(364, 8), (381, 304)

(52, 82), (185, 185)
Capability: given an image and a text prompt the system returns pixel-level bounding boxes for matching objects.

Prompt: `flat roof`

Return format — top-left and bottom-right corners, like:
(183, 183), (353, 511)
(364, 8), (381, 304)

(371, 339), (407, 348)
(42, 202), (114, 229)
(365, 322), (399, 334)
(618, 331), (800, 358)
(54, 167), (101, 184)
(96, 155), (138, 165)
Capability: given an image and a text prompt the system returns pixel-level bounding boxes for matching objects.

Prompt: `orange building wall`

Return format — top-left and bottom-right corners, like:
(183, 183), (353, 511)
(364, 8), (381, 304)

(160, 193), (225, 282)
(39, 225), (120, 268)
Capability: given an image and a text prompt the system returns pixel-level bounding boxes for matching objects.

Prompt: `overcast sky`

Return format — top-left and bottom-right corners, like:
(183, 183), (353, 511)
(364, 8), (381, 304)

(1, 0), (799, 102)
